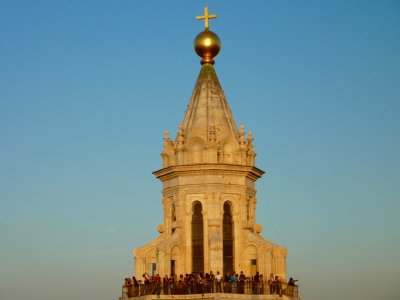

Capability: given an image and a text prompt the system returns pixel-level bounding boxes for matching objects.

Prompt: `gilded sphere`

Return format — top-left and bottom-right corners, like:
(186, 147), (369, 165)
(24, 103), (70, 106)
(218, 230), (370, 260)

(194, 30), (221, 65)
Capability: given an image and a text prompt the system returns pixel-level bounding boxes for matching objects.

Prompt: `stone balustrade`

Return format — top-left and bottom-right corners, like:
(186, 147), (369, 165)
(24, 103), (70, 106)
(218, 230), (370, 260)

(121, 280), (298, 299)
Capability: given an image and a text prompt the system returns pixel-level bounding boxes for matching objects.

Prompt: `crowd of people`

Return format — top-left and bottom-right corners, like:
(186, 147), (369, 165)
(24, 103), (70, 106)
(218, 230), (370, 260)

(122, 271), (298, 298)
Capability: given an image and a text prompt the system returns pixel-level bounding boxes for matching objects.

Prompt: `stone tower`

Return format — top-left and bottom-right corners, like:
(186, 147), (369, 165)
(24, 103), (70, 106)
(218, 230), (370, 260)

(133, 7), (287, 280)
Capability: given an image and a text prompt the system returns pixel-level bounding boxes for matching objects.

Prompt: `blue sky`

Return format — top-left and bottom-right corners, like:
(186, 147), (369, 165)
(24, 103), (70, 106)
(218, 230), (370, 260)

(0, 1), (399, 300)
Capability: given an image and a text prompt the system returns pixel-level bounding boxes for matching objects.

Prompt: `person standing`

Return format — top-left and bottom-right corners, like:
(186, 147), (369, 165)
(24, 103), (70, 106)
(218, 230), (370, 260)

(238, 271), (246, 294)
(274, 276), (282, 297)
(259, 274), (264, 294)
(163, 275), (169, 295)
(268, 273), (274, 294)
(253, 271), (260, 294)
(154, 274), (161, 295)
(209, 271), (215, 293)
(197, 272), (204, 294)
(215, 271), (222, 293)
(140, 274), (147, 296)
(168, 274), (175, 295)
(224, 271), (231, 293)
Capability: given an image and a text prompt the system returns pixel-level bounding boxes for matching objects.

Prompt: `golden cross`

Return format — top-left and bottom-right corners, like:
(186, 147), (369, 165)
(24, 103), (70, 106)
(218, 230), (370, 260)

(196, 6), (218, 30)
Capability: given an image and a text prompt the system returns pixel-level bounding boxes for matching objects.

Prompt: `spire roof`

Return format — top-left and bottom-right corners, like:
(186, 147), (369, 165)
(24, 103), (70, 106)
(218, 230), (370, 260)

(181, 63), (239, 147)
(159, 62), (256, 167)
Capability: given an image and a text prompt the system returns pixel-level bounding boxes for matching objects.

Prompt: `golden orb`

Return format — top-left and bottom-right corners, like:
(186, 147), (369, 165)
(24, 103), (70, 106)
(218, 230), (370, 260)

(194, 30), (221, 65)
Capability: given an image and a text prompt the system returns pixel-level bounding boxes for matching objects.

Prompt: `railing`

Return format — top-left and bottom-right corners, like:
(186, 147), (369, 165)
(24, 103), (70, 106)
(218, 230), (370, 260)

(121, 280), (298, 298)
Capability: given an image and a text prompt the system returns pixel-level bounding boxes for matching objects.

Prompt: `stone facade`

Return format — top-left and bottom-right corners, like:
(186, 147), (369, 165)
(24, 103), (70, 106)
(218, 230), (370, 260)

(133, 61), (286, 280)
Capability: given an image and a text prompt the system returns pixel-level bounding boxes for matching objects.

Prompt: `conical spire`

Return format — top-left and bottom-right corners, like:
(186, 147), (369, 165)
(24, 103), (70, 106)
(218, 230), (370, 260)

(180, 63), (240, 156)
(159, 7), (256, 167)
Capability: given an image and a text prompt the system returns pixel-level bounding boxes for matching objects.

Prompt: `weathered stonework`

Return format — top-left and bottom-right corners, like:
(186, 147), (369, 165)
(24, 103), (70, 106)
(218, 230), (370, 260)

(133, 63), (286, 280)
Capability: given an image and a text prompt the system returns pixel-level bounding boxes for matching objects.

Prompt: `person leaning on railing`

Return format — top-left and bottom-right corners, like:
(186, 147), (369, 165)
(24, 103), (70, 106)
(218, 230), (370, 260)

(286, 277), (298, 297)
(230, 273), (238, 293)
(122, 278), (129, 298)
(224, 271), (231, 293)
(288, 277), (298, 286)
(131, 277), (139, 297)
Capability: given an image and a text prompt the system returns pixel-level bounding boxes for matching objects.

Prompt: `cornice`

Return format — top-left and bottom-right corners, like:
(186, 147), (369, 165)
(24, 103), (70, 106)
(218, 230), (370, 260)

(153, 163), (265, 182)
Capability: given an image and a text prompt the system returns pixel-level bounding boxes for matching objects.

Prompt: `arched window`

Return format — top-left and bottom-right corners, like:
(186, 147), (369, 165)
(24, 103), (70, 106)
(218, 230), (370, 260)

(192, 201), (204, 273)
(223, 202), (234, 274)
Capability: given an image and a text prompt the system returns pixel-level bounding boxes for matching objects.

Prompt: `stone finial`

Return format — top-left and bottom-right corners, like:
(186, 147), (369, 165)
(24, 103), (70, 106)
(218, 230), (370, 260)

(157, 224), (165, 233)
(239, 124), (246, 148)
(161, 130), (172, 167)
(247, 131), (256, 165)
(248, 131), (253, 143)
(239, 124), (245, 135)
(164, 130), (170, 140)
(163, 130), (170, 147)
(176, 124), (185, 150)
(255, 224), (263, 233)
(247, 131), (254, 153)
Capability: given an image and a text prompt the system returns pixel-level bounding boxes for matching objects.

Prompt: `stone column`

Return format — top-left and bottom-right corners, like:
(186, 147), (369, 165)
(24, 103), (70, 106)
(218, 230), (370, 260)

(207, 193), (223, 272)
(208, 219), (222, 272)
(203, 209), (209, 272)
(185, 200), (192, 273)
